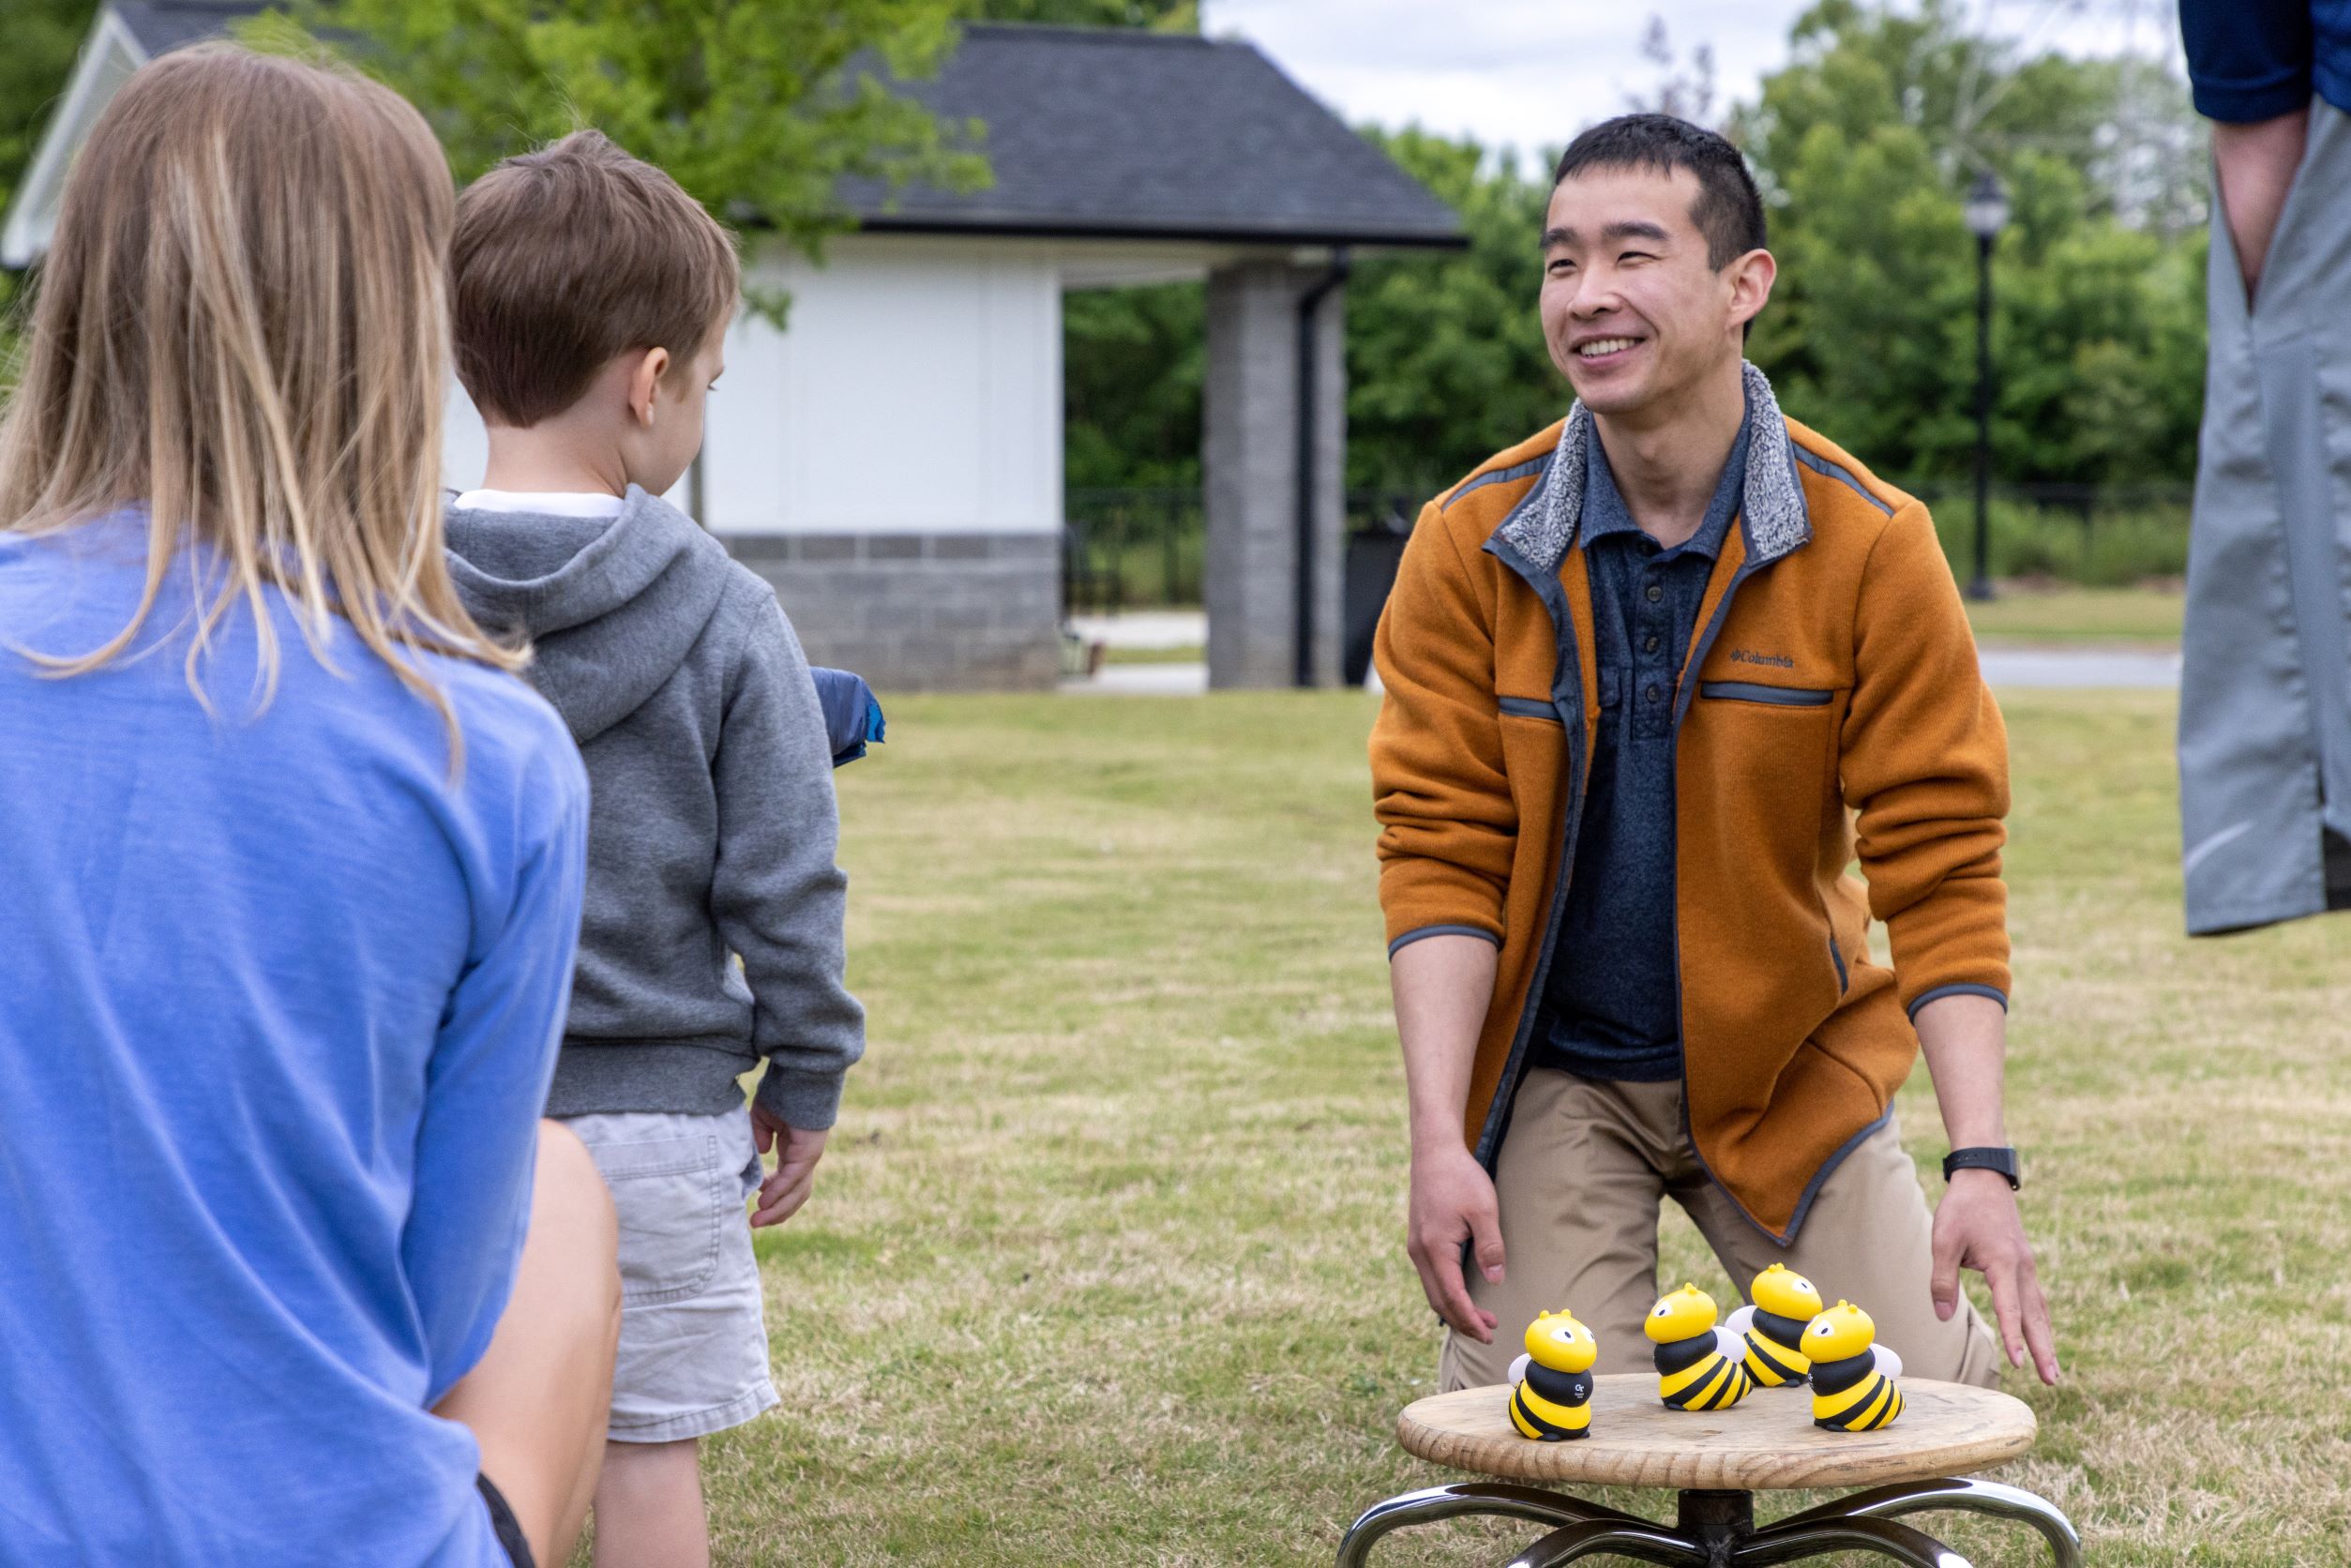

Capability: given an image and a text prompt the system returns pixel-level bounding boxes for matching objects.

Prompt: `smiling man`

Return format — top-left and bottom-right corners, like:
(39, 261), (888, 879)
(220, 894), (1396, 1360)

(1369, 114), (2059, 1391)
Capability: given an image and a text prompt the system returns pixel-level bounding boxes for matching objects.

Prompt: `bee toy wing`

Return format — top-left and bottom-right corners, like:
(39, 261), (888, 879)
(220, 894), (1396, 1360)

(1713, 1326), (1744, 1361)
(1725, 1304), (1756, 1337)
(1506, 1353), (1531, 1385)
(1871, 1345), (1904, 1380)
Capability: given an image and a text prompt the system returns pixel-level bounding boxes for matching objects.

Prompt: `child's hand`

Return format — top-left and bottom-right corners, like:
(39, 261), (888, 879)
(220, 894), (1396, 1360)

(749, 1105), (829, 1228)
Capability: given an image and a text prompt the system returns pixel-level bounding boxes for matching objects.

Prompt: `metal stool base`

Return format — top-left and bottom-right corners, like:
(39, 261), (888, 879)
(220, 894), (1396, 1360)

(1335, 1476), (2080, 1568)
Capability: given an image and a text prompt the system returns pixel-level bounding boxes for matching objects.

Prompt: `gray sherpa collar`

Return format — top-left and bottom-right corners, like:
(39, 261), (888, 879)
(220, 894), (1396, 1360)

(1496, 360), (1810, 574)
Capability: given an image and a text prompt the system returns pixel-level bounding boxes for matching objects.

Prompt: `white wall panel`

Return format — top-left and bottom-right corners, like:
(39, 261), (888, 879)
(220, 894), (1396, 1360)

(701, 308), (790, 527)
(443, 379), (489, 494)
(702, 235), (1063, 535)
(977, 254), (1059, 532)
(438, 234), (1069, 535)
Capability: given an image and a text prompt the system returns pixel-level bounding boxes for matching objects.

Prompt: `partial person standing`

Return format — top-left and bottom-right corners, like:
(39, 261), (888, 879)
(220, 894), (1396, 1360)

(1369, 115), (2059, 1392)
(2176, 0), (2351, 931)
(0, 46), (618, 1568)
(438, 131), (867, 1568)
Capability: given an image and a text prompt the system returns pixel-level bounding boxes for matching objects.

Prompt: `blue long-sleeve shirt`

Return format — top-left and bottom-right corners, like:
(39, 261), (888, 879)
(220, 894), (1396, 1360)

(2180, 0), (2351, 120)
(0, 517), (588, 1566)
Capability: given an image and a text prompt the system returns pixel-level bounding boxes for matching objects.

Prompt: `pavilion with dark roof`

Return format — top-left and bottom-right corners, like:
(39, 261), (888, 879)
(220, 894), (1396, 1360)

(6, 8), (1464, 690)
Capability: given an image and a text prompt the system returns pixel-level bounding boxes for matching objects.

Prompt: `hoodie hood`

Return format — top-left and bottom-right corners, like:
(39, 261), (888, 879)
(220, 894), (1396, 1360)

(444, 486), (731, 743)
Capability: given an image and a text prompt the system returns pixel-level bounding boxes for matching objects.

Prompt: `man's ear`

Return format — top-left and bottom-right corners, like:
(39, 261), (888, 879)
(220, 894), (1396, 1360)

(1727, 248), (1777, 335)
(626, 346), (671, 428)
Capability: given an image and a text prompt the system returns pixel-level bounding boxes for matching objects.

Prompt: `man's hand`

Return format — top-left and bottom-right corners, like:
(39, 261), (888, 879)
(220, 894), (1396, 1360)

(1932, 1168), (2058, 1385)
(1911, 992), (2057, 1385)
(748, 1104), (828, 1229)
(1391, 933), (1503, 1338)
(1407, 1142), (1504, 1342)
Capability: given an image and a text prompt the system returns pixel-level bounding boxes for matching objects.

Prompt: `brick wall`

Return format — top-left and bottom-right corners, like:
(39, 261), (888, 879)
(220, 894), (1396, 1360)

(724, 532), (1062, 693)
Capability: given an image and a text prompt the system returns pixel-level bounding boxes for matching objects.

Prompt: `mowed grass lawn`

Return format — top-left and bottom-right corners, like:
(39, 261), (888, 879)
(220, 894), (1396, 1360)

(1963, 587), (2183, 646)
(697, 689), (2351, 1566)
(1087, 584), (2191, 662)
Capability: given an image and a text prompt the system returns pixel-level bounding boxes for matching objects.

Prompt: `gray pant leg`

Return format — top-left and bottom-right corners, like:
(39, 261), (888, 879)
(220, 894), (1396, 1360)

(2182, 98), (2351, 932)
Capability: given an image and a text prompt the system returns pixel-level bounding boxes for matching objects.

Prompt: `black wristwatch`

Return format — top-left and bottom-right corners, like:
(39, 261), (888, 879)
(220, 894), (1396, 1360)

(1942, 1146), (2021, 1190)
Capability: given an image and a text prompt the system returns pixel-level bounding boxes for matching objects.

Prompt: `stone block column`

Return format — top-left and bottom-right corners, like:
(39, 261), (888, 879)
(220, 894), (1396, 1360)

(1203, 257), (1347, 688)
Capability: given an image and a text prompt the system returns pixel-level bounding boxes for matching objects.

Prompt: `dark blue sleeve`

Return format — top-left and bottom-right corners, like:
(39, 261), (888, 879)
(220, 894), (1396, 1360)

(808, 667), (884, 767)
(2180, 0), (2315, 121)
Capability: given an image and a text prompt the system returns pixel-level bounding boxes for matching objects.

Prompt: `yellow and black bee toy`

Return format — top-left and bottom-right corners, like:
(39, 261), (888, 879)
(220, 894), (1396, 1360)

(1722, 1262), (1824, 1388)
(1644, 1283), (1753, 1411)
(1806, 1300), (1905, 1431)
(1503, 1308), (1598, 1440)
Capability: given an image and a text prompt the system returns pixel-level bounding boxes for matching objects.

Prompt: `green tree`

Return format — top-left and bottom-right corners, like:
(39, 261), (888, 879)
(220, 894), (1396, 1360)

(246, 0), (989, 285)
(2002, 221), (2205, 486)
(0, 0), (96, 214)
(1064, 281), (1202, 490)
(1344, 128), (1560, 493)
(1737, 0), (2206, 484)
(1749, 114), (1982, 472)
(1071, 2), (2209, 505)
(0, 0), (100, 354)
(1737, 0), (2123, 200)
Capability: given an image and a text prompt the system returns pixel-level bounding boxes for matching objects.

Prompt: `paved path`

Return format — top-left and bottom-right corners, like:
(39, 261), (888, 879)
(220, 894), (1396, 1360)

(1062, 661), (1216, 696)
(1069, 610), (1205, 650)
(1977, 647), (2178, 688)
(1062, 645), (2180, 697)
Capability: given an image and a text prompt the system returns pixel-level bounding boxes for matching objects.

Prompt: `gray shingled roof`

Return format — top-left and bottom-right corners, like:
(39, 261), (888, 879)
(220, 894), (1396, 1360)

(113, 1), (268, 57)
(841, 25), (1463, 247)
(103, 9), (1460, 248)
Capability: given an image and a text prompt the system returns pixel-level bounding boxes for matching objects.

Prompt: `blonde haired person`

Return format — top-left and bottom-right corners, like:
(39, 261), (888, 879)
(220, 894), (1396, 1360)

(0, 45), (618, 1568)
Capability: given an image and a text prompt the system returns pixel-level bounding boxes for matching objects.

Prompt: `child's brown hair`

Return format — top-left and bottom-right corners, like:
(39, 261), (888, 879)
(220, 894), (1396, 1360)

(451, 129), (739, 429)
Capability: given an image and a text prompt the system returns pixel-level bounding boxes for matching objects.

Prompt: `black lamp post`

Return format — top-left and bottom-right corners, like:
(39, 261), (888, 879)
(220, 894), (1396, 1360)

(1962, 169), (2010, 603)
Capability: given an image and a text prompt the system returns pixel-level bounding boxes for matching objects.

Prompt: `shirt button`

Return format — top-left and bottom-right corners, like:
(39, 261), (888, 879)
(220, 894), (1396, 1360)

(1645, 684), (1662, 702)
(1645, 635), (1661, 654)
(1645, 584), (1663, 603)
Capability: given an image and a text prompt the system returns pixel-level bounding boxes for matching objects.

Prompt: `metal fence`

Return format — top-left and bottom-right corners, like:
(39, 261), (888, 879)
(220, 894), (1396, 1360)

(1062, 480), (2197, 612)
(1062, 488), (1200, 615)
(1063, 486), (1429, 615)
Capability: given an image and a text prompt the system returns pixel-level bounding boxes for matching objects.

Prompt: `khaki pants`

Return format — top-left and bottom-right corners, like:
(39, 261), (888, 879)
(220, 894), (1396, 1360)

(1439, 1069), (1999, 1391)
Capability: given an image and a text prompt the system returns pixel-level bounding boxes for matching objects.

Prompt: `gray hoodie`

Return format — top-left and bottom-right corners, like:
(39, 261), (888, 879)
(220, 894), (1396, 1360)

(444, 487), (863, 1129)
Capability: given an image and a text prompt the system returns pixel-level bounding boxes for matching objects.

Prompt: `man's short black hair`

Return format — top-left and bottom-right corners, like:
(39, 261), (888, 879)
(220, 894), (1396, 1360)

(1552, 113), (1766, 270)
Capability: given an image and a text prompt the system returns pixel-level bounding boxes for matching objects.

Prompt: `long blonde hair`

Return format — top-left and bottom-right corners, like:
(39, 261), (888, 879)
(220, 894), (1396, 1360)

(0, 43), (521, 758)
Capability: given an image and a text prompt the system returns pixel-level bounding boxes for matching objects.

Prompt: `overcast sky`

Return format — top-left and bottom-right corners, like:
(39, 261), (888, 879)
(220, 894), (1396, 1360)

(1197, 0), (2188, 167)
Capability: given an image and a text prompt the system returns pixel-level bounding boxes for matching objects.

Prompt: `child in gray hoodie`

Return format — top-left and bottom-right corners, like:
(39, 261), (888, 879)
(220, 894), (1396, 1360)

(439, 129), (864, 1567)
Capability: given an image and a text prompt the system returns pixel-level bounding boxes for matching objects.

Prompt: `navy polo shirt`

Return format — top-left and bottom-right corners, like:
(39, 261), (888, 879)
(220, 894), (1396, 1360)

(1532, 406), (1752, 1082)
(2180, 0), (2351, 121)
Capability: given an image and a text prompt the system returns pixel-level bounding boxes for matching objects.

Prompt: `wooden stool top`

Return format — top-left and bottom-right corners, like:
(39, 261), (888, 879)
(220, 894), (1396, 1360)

(1399, 1375), (2037, 1492)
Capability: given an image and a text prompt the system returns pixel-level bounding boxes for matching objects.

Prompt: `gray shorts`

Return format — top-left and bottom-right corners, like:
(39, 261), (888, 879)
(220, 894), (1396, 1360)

(560, 1109), (780, 1443)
